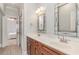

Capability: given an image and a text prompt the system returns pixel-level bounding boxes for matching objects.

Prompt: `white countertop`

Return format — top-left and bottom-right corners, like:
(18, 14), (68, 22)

(27, 33), (79, 55)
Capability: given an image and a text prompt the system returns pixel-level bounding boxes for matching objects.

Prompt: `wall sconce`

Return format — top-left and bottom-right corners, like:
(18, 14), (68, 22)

(35, 7), (46, 16)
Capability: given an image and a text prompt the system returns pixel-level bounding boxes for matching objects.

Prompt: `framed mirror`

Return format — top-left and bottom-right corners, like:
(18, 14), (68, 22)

(37, 14), (46, 33)
(54, 3), (78, 37)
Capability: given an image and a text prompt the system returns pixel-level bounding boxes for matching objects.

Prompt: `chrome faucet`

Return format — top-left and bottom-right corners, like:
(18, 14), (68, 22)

(58, 35), (70, 43)
(37, 33), (41, 36)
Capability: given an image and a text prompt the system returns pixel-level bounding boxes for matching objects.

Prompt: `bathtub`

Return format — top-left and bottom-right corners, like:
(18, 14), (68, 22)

(8, 32), (16, 39)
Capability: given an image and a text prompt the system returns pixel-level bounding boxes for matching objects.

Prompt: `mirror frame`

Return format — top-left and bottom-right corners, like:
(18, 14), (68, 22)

(54, 3), (78, 37)
(37, 14), (46, 33)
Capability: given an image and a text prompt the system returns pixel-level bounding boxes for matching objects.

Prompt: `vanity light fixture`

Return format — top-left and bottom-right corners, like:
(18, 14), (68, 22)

(35, 6), (46, 16)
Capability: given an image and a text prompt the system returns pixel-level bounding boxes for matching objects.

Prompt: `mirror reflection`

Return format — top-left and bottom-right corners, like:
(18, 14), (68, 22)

(58, 4), (77, 32)
(36, 7), (46, 33)
(55, 3), (78, 37)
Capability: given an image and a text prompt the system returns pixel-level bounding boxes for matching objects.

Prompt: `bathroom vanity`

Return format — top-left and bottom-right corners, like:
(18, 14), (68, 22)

(27, 33), (79, 55)
(27, 36), (65, 55)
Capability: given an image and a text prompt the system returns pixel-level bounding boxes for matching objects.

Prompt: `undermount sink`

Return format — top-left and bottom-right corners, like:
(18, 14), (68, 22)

(48, 38), (79, 50)
(48, 41), (72, 49)
(37, 35), (73, 49)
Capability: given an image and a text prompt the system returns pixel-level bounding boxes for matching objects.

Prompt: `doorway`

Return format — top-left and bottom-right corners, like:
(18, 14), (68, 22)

(0, 3), (23, 55)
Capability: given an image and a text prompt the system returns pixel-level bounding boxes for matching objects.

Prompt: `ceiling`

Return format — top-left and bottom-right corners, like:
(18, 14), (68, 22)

(4, 3), (23, 18)
(5, 3), (23, 8)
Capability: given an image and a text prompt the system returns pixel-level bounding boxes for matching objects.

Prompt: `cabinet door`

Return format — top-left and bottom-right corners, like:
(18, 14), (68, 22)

(36, 48), (41, 55)
(27, 37), (37, 55)
(30, 39), (36, 55)
(42, 46), (58, 55)
(35, 42), (41, 55)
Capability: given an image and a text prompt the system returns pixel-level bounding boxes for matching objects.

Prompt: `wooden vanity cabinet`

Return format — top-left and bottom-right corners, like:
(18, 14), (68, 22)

(27, 37), (36, 55)
(27, 37), (65, 55)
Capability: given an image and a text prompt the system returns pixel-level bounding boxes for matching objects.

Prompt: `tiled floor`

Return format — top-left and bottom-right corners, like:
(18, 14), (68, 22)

(0, 45), (21, 55)
(0, 39), (22, 55)
(8, 38), (17, 45)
